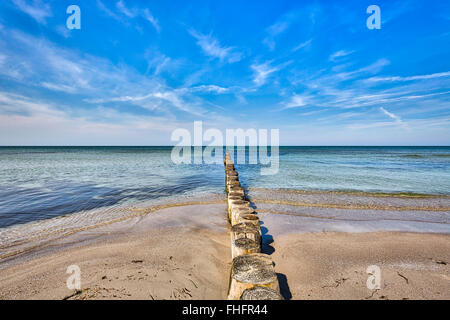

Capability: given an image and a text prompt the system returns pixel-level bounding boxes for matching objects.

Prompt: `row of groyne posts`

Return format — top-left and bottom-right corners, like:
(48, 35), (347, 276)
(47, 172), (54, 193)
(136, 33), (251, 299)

(224, 150), (283, 300)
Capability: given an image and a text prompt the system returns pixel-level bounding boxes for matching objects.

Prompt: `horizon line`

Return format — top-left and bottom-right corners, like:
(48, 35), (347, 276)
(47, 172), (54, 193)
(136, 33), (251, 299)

(0, 145), (449, 148)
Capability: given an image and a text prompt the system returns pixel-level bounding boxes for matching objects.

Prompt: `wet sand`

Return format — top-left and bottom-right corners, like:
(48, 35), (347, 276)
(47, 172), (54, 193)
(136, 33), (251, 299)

(0, 190), (449, 300)
(251, 189), (450, 299)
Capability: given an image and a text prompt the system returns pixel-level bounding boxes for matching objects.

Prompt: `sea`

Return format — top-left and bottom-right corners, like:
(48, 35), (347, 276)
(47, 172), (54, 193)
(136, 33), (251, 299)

(0, 146), (449, 229)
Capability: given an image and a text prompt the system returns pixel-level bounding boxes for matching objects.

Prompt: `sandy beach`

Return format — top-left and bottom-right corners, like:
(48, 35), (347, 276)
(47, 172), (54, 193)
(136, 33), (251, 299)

(0, 191), (449, 300)
(272, 232), (450, 300)
(0, 203), (231, 300)
(1, 0), (449, 303)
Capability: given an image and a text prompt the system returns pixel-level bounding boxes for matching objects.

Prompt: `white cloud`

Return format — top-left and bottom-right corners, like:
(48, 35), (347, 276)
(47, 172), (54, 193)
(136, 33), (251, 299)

(251, 61), (280, 86)
(41, 82), (78, 93)
(347, 121), (404, 130)
(190, 85), (229, 94)
(12, 0), (52, 24)
(263, 11), (298, 51)
(281, 94), (309, 110)
(267, 20), (289, 36)
(0, 91), (184, 145)
(145, 51), (179, 75)
(55, 25), (71, 39)
(189, 29), (242, 63)
(152, 91), (200, 114)
(86, 93), (195, 115)
(116, 0), (136, 18)
(250, 60), (292, 87)
(335, 58), (390, 80)
(285, 55), (450, 127)
(143, 9), (160, 33)
(380, 107), (400, 121)
(292, 39), (312, 52)
(263, 21), (289, 50)
(98, 0), (160, 32)
(0, 91), (62, 117)
(0, 30), (216, 118)
(329, 50), (355, 61)
(380, 107), (407, 128)
(97, 0), (122, 21)
(368, 71), (450, 82)
(329, 90), (450, 110)
(2, 30), (110, 93)
(85, 89), (206, 116)
(85, 94), (153, 104)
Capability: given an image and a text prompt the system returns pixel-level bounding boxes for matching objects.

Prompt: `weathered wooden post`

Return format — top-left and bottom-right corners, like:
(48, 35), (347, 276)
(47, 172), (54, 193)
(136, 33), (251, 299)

(232, 206), (255, 215)
(226, 176), (240, 184)
(227, 170), (238, 177)
(231, 207), (257, 226)
(227, 172), (238, 178)
(236, 213), (260, 227)
(226, 180), (241, 193)
(226, 179), (240, 188)
(224, 151), (231, 165)
(241, 286), (283, 300)
(225, 164), (235, 171)
(226, 175), (239, 183)
(229, 199), (251, 209)
(230, 222), (261, 245)
(227, 196), (244, 221)
(232, 238), (260, 259)
(228, 253), (280, 300)
(224, 149), (281, 301)
(228, 186), (245, 196)
(226, 171), (239, 193)
(228, 200), (251, 222)
(228, 190), (245, 198)
(227, 196), (245, 206)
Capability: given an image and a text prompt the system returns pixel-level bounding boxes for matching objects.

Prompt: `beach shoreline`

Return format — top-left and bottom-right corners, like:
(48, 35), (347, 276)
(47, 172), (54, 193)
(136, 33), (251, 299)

(0, 191), (449, 300)
(0, 203), (232, 300)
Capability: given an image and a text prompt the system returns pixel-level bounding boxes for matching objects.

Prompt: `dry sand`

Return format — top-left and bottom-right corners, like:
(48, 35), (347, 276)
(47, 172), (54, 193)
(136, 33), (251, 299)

(271, 232), (450, 300)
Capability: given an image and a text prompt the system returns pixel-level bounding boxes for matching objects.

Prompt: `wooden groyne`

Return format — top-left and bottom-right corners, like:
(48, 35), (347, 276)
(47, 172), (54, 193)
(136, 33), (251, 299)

(224, 150), (282, 300)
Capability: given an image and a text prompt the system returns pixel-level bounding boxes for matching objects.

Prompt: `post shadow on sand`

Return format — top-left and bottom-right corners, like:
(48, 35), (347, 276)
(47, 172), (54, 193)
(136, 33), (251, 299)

(248, 198), (292, 300)
(259, 223), (274, 255)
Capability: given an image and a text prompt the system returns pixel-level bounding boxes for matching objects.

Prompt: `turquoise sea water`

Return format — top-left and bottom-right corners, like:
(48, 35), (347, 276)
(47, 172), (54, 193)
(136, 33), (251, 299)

(0, 146), (449, 228)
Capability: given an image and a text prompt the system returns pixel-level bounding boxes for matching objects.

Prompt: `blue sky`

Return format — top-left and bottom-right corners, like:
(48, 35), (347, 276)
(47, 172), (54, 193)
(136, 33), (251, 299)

(0, 0), (449, 145)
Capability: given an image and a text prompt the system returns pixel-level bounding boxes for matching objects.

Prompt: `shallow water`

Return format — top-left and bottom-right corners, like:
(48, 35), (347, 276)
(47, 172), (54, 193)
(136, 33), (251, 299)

(235, 146), (450, 195)
(0, 146), (449, 229)
(0, 147), (225, 228)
